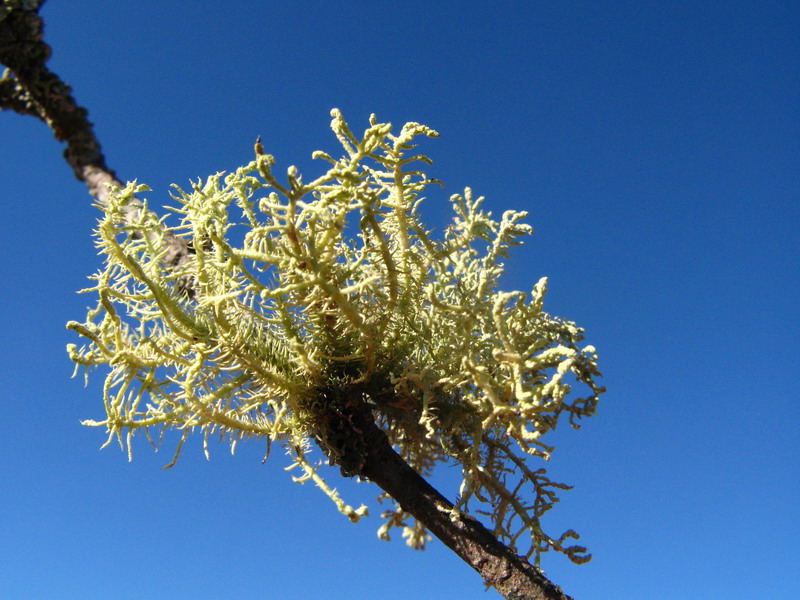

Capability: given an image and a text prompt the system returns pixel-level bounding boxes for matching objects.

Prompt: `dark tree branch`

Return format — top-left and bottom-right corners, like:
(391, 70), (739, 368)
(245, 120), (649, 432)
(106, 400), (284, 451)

(0, 70), (38, 116)
(0, 7), (116, 197)
(0, 6), (192, 278)
(312, 382), (573, 600)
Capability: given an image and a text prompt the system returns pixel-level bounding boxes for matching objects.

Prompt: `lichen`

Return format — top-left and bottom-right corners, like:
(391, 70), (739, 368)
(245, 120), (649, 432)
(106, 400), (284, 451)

(67, 110), (604, 565)
(0, 0), (42, 22)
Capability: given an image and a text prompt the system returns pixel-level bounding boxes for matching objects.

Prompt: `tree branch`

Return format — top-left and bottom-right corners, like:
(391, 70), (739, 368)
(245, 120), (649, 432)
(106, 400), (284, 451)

(0, 6), (192, 280)
(314, 383), (573, 600)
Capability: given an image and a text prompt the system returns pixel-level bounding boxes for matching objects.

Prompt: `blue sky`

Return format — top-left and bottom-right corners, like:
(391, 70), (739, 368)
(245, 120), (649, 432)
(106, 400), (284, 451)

(1, 1), (797, 598)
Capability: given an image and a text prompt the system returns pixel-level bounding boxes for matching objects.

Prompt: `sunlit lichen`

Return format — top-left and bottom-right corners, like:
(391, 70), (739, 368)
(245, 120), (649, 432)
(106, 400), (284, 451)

(67, 109), (604, 566)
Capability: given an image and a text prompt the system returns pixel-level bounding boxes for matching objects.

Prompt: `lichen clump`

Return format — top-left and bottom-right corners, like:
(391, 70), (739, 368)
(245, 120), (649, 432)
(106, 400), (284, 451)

(68, 110), (603, 565)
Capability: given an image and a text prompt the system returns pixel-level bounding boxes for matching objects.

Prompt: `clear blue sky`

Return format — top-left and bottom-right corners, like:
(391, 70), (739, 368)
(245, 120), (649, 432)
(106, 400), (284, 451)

(1, 1), (797, 598)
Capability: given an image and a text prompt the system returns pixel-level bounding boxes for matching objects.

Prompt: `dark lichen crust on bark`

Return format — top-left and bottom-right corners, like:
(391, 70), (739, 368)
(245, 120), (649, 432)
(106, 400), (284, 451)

(0, 4), (193, 287)
(0, 6), (114, 188)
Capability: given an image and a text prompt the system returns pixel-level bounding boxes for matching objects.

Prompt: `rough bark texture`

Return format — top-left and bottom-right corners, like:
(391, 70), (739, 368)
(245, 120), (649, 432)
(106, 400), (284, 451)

(311, 382), (573, 600)
(0, 6), (192, 281)
(2, 6), (574, 599)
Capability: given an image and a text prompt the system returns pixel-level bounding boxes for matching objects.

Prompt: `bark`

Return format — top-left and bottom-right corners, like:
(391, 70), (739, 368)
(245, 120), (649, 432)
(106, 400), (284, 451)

(2, 6), (574, 599)
(0, 6), (192, 285)
(312, 382), (573, 600)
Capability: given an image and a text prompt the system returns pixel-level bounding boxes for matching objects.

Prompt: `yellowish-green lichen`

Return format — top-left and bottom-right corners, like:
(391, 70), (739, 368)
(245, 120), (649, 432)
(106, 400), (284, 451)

(67, 109), (604, 566)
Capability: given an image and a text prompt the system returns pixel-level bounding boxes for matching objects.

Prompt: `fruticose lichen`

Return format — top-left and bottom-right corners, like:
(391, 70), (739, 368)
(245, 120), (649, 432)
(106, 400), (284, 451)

(68, 110), (604, 565)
